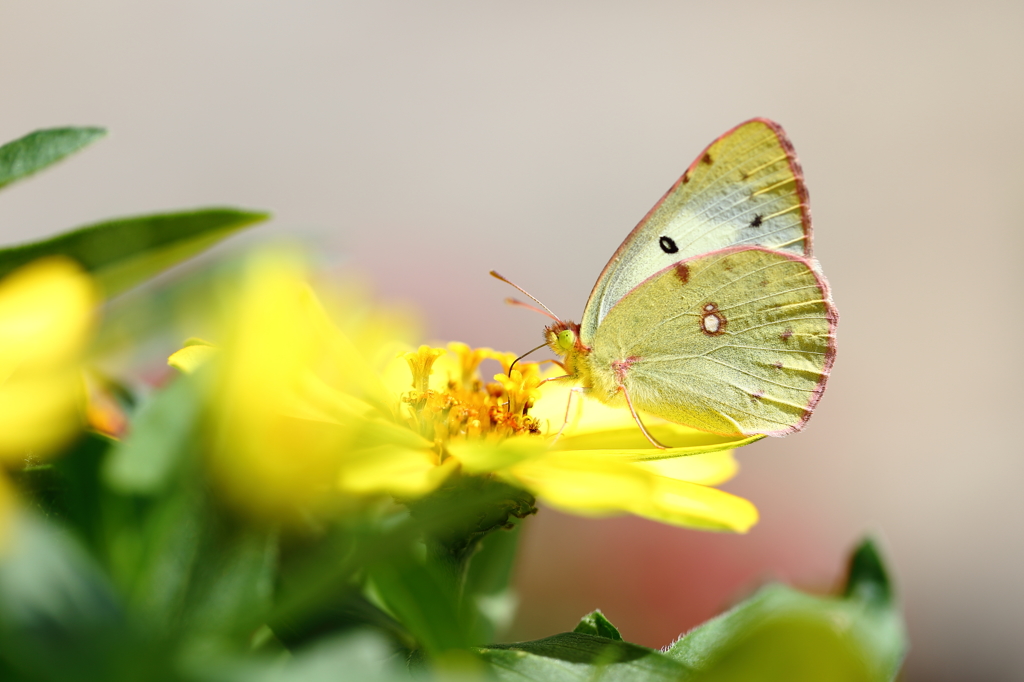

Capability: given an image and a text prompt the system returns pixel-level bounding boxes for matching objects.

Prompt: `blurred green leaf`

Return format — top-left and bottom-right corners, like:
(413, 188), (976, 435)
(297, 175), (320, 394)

(175, 524), (277, 640)
(16, 432), (115, 550)
(186, 631), (411, 682)
(464, 520), (520, 604)
(844, 537), (893, 607)
(109, 467), (276, 643)
(0, 514), (122, 631)
(479, 632), (692, 682)
(0, 207), (268, 296)
(463, 519), (523, 643)
(97, 372), (275, 643)
(573, 610), (622, 641)
(0, 513), (154, 682)
(103, 374), (203, 494)
(0, 127), (106, 191)
(367, 545), (474, 655)
(664, 538), (906, 682)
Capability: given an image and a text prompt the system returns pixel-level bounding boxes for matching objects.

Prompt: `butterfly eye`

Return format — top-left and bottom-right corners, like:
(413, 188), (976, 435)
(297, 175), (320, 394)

(557, 329), (576, 350)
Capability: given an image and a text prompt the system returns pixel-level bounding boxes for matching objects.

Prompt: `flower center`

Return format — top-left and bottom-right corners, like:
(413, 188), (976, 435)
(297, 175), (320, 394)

(402, 344), (543, 456)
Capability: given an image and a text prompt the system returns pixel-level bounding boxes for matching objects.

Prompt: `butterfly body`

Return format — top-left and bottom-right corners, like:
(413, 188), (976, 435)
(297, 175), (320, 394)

(542, 119), (837, 439)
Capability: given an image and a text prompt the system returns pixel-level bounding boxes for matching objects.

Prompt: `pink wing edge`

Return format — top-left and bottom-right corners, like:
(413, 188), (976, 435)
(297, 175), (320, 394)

(583, 118), (815, 314)
(610, 244), (838, 439)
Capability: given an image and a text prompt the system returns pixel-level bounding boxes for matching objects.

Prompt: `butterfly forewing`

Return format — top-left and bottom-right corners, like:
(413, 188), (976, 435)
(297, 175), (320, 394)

(582, 246), (835, 436)
(581, 119), (811, 341)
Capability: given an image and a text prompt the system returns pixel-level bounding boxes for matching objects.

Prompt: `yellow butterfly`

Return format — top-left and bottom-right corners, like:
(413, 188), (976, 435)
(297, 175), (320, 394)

(495, 119), (837, 447)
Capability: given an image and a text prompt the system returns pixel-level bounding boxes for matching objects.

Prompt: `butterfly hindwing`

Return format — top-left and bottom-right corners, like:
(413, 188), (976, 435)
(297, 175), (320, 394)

(581, 119), (811, 341)
(580, 246), (836, 436)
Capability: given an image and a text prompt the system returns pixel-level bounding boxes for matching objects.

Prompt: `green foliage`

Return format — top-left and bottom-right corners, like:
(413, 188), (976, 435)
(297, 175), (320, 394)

(0, 126), (266, 296)
(474, 540), (905, 682)
(0, 208), (268, 297)
(0, 127), (106, 190)
(664, 538), (906, 681)
(103, 375), (205, 494)
(480, 632), (691, 681)
(573, 610), (622, 640)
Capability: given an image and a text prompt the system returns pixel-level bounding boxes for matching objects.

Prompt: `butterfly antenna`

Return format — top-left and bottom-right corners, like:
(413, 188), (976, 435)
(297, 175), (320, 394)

(503, 297), (561, 321)
(490, 271), (561, 322)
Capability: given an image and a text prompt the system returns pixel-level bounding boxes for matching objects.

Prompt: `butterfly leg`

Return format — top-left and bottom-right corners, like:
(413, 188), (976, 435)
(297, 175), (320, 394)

(550, 385), (587, 446)
(620, 384), (668, 449)
(538, 372), (574, 387)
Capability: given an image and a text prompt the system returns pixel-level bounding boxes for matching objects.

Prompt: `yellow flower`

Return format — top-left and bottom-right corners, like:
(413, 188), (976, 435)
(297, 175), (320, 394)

(439, 359), (761, 533)
(174, 250), (759, 532)
(0, 258), (97, 548)
(172, 250), (424, 521)
(374, 341), (758, 531)
(0, 258), (96, 461)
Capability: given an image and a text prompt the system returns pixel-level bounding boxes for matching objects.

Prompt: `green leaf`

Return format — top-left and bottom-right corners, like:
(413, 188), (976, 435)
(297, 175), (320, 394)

(479, 632), (692, 682)
(367, 545), (474, 655)
(463, 519), (524, 643)
(0, 514), (123, 630)
(0, 207), (268, 297)
(103, 374), (203, 494)
(107, 465), (276, 642)
(0, 513), (185, 682)
(844, 537), (893, 607)
(0, 513), (128, 681)
(573, 610), (622, 641)
(174, 525), (277, 639)
(0, 127), (106, 191)
(98, 375), (275, 642)
(185, 631), (411, 682)
(664, 537), (906, 682)
(15, 432), (114, 550)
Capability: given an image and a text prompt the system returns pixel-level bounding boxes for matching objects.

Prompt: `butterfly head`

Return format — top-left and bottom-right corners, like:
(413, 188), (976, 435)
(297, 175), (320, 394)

(544, 320), (587, 358)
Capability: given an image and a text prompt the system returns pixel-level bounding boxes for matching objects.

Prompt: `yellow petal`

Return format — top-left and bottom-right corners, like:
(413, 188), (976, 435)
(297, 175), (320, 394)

(339, 445), (457, 497)
(0, 370), (84, 461)
(0, 259), (96, 462)
(503, 452), (654, 516)
(0, 258), (95, 380)
(502, 450), (757, 532)
(167, 342), (217, 374)
(448, 437), (550, 475)
(634, 450), (740, 486)
(209, 414), (351, 519)
(636, 476), (759, 532)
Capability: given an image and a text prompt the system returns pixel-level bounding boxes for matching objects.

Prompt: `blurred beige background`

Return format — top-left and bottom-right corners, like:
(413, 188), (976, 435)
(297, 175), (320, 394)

(2, 1), (1023, 679)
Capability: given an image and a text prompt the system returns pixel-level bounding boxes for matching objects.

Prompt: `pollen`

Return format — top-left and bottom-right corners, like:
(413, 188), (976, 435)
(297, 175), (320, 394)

(400, 344), (543, 458)
(404, 345), (446, 392)
(494, 369), (542, 418)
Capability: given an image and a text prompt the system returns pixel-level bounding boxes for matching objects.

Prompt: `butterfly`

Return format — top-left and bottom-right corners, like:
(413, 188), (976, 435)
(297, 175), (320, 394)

(494, 119), (837, 447)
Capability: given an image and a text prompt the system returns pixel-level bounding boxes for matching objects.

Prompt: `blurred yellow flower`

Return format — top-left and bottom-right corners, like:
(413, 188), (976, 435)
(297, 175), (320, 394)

(0, 258), (97, 547)
(0, 258), (96, 462)
(171, 250), (422, 521)
(173, 250), (759, 532)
